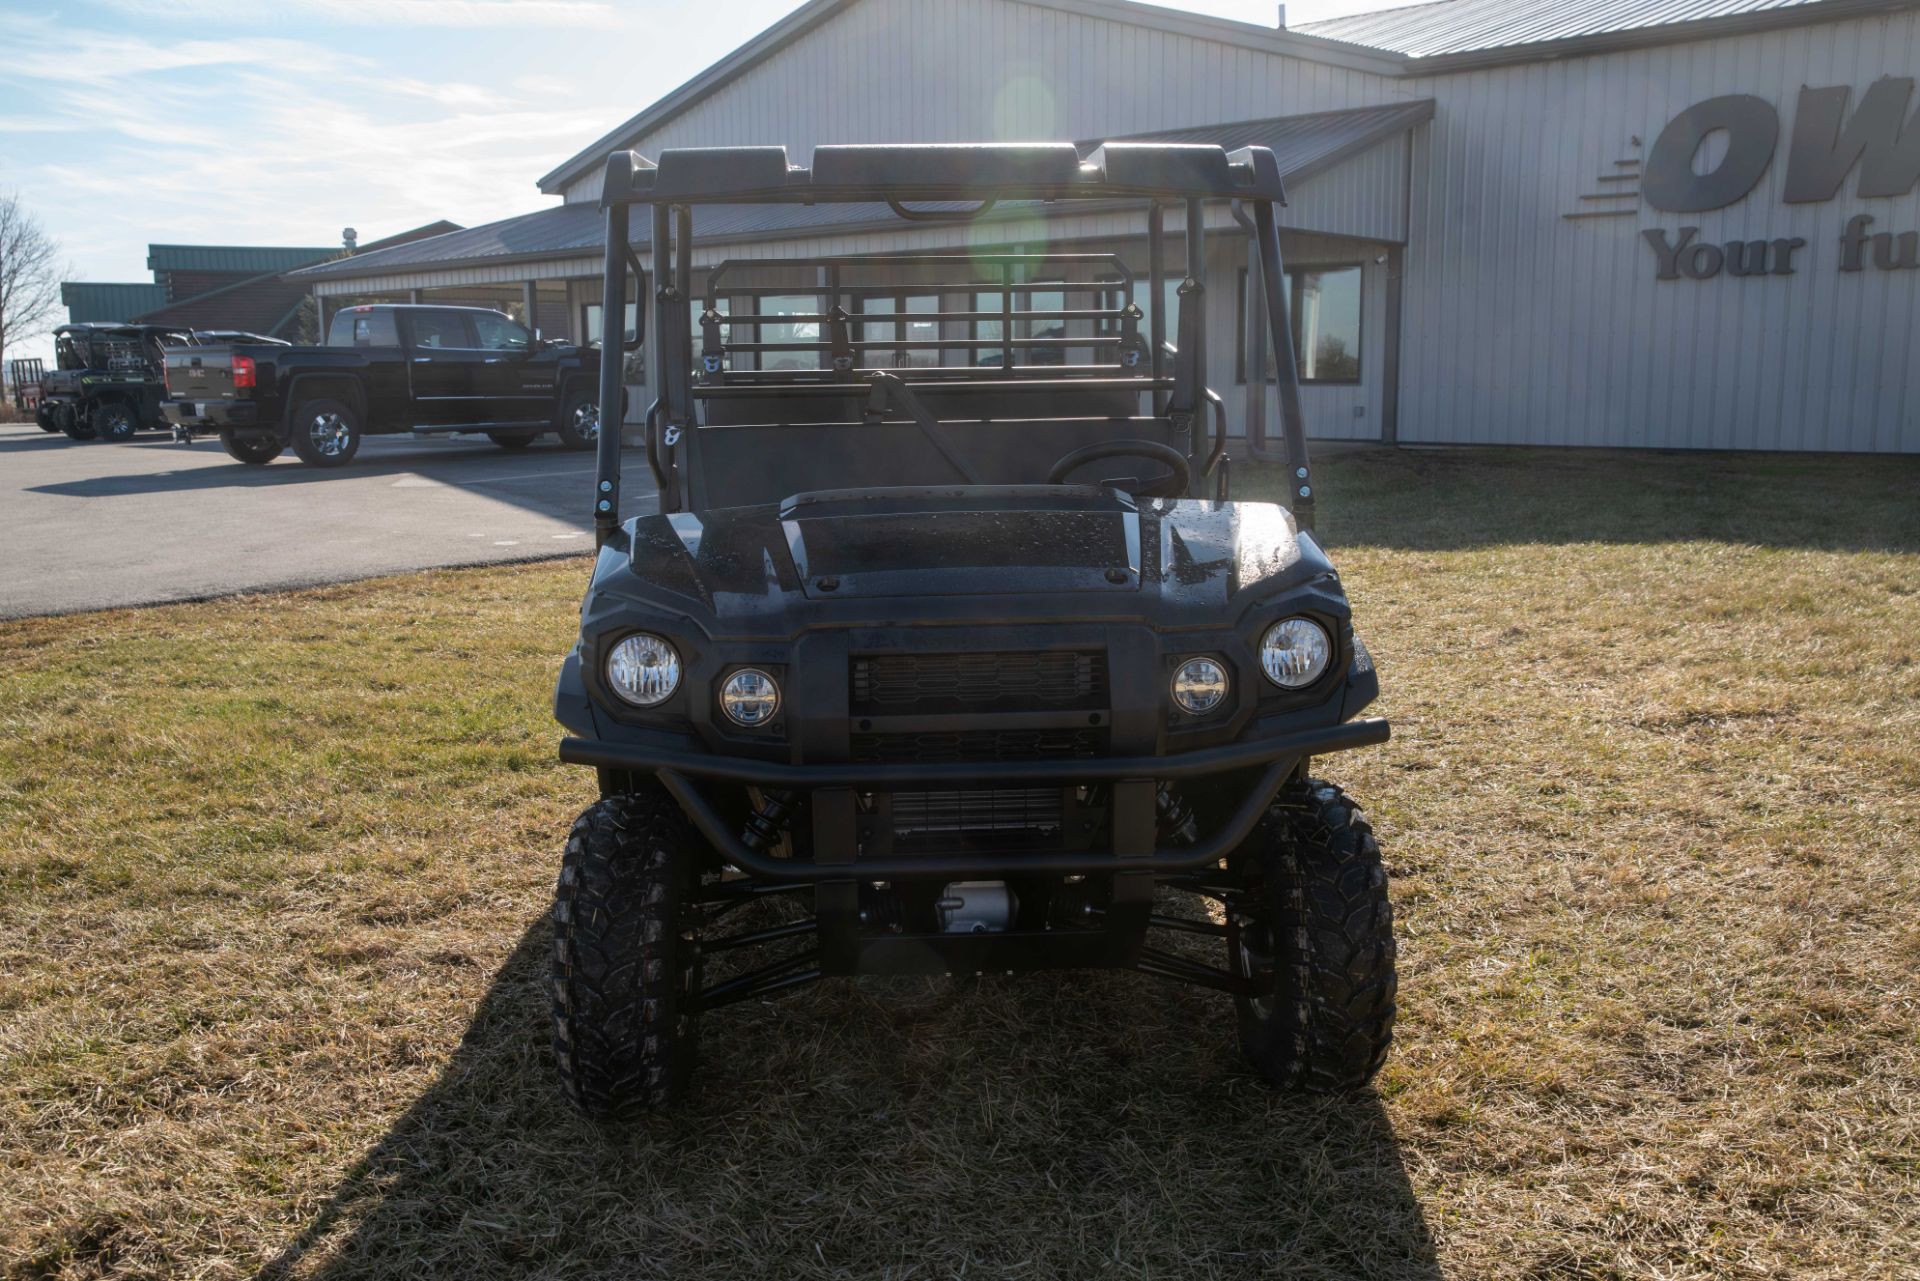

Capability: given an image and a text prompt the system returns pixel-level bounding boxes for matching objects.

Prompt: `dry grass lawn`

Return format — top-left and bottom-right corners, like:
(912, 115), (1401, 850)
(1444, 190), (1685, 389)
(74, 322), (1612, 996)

(2, 447), (1917, 1279)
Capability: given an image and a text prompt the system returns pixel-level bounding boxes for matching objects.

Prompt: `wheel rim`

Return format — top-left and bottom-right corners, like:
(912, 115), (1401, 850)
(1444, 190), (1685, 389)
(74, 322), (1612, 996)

(102, 408), (133, 438)
(308, 412), (351, 457)
(572, 402), (600, 442)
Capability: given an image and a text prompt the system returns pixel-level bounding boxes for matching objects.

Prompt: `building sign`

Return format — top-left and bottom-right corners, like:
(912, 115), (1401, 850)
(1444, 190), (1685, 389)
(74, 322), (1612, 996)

(1643, 79), (1920, 211)
(1589, 78), (1920, 279)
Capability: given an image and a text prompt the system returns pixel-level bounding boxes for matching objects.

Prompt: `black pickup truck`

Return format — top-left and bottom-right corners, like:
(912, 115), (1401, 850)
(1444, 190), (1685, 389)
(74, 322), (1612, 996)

(162, 303), (604, 466)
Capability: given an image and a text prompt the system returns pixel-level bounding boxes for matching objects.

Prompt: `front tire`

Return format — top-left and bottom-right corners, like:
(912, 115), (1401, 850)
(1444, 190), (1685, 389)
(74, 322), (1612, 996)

(552, 786), (703, 1118)
(1230, 780), (1396, 1092)
(95, 401), (139, 442)
(221, 431), (283, 465)
(60, 407), (97, 441)
(288, 397), (362, 467)
(488, 430), (537, 450)
(35, 405), (60, 433)
(553, 390), (599, 451)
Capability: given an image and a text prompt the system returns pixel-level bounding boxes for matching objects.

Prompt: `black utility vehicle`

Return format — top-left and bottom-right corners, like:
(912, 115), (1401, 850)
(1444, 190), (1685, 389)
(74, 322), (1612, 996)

(162, 304), (604, 466)
(40, 323), (199, 441)
(551, 142), (1394, 1115)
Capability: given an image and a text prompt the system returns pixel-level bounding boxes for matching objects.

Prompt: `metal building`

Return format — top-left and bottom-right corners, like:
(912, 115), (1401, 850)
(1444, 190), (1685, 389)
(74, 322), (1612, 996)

(293, 0), (1920, 453)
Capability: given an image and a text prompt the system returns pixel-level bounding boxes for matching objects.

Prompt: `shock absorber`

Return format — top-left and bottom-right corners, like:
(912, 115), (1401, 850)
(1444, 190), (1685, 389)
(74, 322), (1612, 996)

(742, 788), (798, 853)
(1156, 785), (1199, 848)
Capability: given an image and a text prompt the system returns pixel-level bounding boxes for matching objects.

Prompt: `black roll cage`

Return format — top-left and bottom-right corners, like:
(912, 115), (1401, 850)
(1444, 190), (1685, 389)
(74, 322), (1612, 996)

(591, 142), (1315, 543)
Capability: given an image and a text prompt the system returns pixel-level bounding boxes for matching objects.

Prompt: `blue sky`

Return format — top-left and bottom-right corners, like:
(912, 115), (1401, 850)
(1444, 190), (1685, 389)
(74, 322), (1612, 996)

(1, 0), (1411, 357)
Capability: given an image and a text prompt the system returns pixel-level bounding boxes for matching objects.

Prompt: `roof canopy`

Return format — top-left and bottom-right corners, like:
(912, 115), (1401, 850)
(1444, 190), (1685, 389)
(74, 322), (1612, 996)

(296, 104), (1432, 285)
(601, 142), (1290, 207)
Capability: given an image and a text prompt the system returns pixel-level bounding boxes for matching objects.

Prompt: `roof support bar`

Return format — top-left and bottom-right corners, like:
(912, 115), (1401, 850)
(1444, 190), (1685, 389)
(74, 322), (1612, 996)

(593, 203), (629, 546)
(1148, 202), (1167, 417)
(1250, 197), (1315, 531)
(1171, 198), (1208, 498)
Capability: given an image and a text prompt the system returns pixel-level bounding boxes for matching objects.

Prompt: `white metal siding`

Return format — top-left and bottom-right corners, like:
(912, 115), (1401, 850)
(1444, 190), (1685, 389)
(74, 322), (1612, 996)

(1283, 135), (1409, 244)
(564, 0), (1418, 204)
(1396, 9), (1920, 452)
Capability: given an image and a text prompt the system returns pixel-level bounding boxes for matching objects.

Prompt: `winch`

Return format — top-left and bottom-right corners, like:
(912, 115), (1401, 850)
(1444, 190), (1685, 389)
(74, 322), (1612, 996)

(935, 881), (1017, 934)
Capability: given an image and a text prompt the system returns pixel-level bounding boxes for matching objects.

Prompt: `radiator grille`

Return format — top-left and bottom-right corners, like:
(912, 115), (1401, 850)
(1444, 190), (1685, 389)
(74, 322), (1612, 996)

(890, 788), (1063, 838)
(851, 651), (1106, 715)
(852, 726), (1108, 764)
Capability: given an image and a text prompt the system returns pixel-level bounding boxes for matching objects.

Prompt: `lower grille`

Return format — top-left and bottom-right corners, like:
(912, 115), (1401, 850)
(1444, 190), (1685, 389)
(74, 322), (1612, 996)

(891, 788), (1063, 838)
(851, 727), (1108, 764)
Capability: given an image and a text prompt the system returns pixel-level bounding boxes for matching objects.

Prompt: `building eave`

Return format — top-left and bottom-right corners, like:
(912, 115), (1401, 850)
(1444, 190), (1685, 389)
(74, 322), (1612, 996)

(302, 249), (601, 287)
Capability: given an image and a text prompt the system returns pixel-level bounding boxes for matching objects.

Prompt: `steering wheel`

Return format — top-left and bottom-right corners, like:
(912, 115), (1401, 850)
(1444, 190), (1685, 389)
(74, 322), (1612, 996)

(1046, 440), (1191, 499)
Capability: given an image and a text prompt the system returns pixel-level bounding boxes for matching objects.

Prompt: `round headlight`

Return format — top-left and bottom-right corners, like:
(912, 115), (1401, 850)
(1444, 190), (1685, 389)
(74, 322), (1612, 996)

(1170, 656), (1229, 715)
(1260, 618), (1332, 688)
(720, 668), (781, 726)
(606, 632), (681, 706)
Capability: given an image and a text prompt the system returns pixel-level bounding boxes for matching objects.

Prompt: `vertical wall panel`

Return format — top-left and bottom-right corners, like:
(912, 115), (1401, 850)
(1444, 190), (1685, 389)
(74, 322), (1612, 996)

(1397, 9), (1920, 453)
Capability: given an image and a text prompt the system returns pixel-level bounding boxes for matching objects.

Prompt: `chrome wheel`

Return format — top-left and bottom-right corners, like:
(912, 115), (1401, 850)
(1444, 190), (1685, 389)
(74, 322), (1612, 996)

(571, 401), (600, 442)
(307, 412), (352, 457)
(96, 404), (138, 441)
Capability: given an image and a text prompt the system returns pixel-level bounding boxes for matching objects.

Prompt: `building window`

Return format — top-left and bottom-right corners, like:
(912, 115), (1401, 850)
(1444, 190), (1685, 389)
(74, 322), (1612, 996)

(971, 282), (1081, 367)
(971, 290), (1004, 366)
(759, 294), (823, 372)
(850, 293), (942, 368)
(902, 295), (940, 368)
(859, 295), (896, 367)
(1239, 264), (1363, 385)
(1023, 283), (1066, 366)
(581, 302), (639, 348)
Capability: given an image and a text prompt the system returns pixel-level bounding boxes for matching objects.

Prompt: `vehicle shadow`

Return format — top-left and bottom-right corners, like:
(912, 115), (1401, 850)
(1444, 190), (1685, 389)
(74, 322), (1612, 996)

(258, 920), (1441, 1281)
(20, 437), (643, 528)
(1264, 445), (1920, 554)
(28, 439), (594, 494)
(0, 431), (78, 453)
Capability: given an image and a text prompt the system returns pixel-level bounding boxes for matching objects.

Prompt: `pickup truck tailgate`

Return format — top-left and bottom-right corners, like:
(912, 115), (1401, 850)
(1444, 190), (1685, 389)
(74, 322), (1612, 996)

(165, 348), (241, 401)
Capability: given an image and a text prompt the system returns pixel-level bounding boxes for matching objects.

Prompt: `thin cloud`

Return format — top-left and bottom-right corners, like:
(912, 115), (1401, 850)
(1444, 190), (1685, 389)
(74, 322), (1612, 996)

(80, 0), (614, 26)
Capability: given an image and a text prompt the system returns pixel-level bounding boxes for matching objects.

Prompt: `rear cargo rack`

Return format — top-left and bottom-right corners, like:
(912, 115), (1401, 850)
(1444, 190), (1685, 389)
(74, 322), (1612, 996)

(588, 142), (1318, 542)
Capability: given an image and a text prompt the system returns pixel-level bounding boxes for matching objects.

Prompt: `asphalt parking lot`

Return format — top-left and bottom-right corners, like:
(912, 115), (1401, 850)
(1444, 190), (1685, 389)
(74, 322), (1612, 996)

(0, 425), (656, 618)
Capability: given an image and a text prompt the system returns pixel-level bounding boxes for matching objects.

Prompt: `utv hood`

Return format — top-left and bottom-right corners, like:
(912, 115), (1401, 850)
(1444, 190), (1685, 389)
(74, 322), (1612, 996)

(617, 485), (1327, 629)
(777, 487), (1142, 598)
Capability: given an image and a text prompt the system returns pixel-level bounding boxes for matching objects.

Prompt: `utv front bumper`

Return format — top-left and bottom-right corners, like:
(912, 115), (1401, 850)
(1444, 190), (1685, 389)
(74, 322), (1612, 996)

(558, 715), (1388, 880)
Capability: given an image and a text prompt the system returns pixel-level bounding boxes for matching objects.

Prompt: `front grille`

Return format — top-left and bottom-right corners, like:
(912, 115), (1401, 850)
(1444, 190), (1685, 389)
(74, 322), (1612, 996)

(851, 651), (1106, 715)
(851, 727), (1109, 764)
(891, 787), (1063, 838)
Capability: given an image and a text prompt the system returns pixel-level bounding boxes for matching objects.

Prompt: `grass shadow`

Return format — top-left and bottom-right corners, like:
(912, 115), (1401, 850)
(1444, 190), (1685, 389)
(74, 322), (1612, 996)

(261, 920), (1440, 1281)
(1246, 446), (1920, 553)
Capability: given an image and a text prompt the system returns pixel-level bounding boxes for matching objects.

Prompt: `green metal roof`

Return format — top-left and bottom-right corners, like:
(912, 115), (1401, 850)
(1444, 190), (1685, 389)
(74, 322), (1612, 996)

(145, 244), (335, 275)
(60, 282), (169, 323)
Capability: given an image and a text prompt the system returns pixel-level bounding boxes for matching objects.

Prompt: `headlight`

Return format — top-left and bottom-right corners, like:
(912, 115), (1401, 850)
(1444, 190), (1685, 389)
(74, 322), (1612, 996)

(720, 668), (781, 726)
(606, 632), (681, 706)
(1260, 618), (1331, 688)
(1170, 656), (1228, 715)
